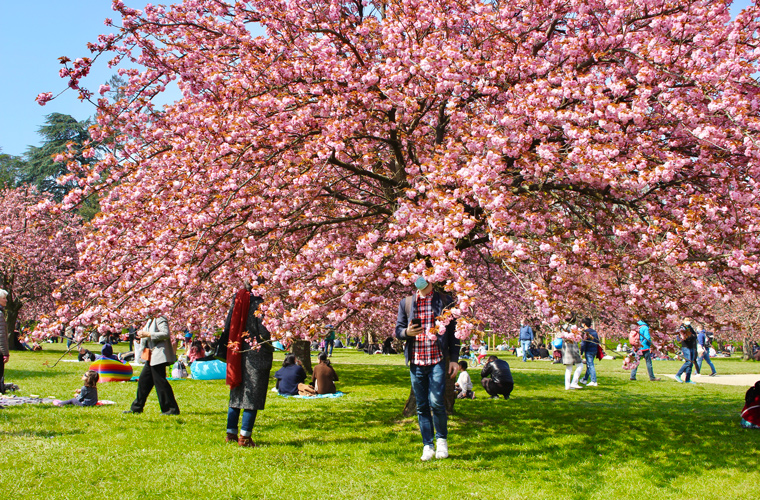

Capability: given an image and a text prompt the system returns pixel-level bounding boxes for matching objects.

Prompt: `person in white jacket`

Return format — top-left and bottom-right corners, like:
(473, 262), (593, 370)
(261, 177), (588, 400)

(455, 360), (474, 399)
(124, 315), (180, 415)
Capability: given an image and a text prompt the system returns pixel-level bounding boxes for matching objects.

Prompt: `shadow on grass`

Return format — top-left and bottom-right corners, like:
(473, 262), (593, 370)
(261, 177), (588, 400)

(257, 364), (759, 472)
(4, 368), (66, 379)
(0, 429), (85, 438)
(452, 371), (759, 475)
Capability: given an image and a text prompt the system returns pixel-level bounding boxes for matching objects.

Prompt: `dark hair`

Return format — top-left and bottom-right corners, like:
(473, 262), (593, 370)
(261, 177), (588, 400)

(458, 360), (468, 370)
(582, 317), (592, 327)
(84, 370), (99, 387)
(747, 381), (760, 406)
(487, 355), (498, 363)
(318, 351), (331, 366)
(282, 354), (296, 367)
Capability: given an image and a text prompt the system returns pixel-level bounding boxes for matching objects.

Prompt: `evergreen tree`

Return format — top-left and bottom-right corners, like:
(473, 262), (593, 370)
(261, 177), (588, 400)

(19, 113), (96, 202)
(0, 149), (24, 189)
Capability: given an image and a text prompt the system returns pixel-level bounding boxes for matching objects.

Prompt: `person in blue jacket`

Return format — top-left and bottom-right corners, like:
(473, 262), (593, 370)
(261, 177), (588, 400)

(630, 319), (661, 382)
(696, 326), (717, 377)
(519, 319), (534, 362)
(579, 318), (599, 387)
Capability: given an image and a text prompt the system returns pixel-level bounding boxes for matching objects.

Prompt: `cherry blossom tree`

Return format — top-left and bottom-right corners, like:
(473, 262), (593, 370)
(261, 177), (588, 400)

(0, 187), (80, 349)
(39, 0), (760, 343)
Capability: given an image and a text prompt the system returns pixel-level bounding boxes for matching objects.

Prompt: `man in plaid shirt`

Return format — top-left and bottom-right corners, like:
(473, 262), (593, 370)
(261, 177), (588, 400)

(395, 276), (460, 461)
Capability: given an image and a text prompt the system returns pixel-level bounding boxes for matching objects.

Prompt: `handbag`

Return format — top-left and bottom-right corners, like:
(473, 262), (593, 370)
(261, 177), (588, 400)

(597, 343), (604, 360)
(214, 328), (229, 362)
(139, 321), (153, 362)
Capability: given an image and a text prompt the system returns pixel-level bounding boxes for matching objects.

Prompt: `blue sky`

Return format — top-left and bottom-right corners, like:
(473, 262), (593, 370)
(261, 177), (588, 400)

(0, 0), (755, 158)
(0, 1), (153, 157)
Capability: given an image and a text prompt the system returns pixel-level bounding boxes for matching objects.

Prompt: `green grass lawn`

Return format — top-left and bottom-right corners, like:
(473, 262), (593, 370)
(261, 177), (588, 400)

(1, 344), (759, 500)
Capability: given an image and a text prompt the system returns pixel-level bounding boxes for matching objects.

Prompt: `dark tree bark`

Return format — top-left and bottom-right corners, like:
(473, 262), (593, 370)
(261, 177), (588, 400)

(4, 297), (23, 351)
(292, 339), (313, 374)
(743, 336), (752, 361)
(402, 355), (456, 417)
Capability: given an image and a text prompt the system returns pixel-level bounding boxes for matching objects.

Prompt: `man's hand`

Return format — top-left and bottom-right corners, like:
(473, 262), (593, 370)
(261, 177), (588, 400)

(448, 361), (459, 379)
(2, 355), (8, 363)
(138, 330), (152, 339)
(406, 324), (422, 337)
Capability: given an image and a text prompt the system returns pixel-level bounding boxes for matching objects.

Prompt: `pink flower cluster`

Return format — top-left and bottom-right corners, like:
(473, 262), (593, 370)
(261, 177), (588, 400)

(34, 0), (760, 344)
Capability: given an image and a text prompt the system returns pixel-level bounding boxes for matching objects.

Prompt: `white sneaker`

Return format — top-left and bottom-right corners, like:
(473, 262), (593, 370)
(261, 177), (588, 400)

(421, 445), (435, 461)
(579, 380), (588, 385)
(587, 382), (598, 387)
(569, 383), (583, 389)
(435, 438), (449, 459)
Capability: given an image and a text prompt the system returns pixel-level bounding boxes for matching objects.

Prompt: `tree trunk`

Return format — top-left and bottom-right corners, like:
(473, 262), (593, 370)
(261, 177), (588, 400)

(743, 336), (752, 361)
(5, 297), (23, 351)
(402, 356), (456, 417)
(292, 339), (313, 374)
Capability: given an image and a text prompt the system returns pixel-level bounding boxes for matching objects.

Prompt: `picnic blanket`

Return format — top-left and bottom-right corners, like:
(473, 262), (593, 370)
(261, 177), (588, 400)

(128, 376), (187, 382)
(277, 391), (345, 399)
(0, 395), (117, 407)
(0, 395), (56, 407)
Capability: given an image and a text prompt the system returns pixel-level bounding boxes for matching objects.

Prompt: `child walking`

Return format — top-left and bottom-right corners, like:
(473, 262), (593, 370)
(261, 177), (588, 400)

(54, 370), (99, 406)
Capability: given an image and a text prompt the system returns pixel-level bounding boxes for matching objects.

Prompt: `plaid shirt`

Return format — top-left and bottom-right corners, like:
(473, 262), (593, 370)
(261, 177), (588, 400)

(412, 292), (443, 366)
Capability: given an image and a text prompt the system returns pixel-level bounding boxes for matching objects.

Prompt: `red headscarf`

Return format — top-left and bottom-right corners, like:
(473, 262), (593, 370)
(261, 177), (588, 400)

(225, 289), (251, 389)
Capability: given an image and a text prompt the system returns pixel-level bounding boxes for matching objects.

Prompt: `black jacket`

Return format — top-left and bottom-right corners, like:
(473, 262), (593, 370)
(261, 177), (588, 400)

(481, 358), (513, 385)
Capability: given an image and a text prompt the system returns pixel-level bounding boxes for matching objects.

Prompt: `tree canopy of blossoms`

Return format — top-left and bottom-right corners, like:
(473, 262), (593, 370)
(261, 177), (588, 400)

(39, 0), (760, 342)
(0, 187), (80, 346)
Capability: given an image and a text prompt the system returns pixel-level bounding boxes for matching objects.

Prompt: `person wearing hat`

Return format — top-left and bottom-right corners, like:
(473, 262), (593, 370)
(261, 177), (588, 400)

(675, 317), (699, 384)
(395, 276), (460, 461)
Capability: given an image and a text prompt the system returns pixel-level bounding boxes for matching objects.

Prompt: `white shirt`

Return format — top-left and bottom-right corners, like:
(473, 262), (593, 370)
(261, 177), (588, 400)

(456, 371), (473, 392)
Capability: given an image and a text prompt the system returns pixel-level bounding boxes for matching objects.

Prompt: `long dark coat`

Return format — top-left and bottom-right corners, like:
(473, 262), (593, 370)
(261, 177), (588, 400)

(226, 294), (274, 411)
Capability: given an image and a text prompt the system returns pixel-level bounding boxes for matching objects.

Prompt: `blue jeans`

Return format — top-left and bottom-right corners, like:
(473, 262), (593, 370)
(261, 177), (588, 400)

(520, 340), (533, 361)
(227, 407), (258, 437)
(324, 339), (334, 356)
(410, 361), (447, 447)
(676, 346), (695, 381)
(631, 350), (656, 380)
(697, 348), (716, 375)
(582, 351), (596, 383)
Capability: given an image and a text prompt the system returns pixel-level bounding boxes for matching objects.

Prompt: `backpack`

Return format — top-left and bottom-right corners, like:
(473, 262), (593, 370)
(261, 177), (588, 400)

(171, 360), (188, 379)
(629, 329), (641, 348)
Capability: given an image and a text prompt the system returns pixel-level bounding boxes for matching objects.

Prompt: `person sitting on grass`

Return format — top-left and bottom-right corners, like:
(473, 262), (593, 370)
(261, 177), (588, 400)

(186, 340), (205, 364)
(454, 360), (474, 399)
(537, 344), (550, 359)
(741, 381), (760, 429)
(480, 355), (514, 399)
(54, 370), (99, 407)
(77, 346), (96, 362)
(99, 343), (120, 362)
(312, 351), (339, 395)
(275, 354), (315, 396)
